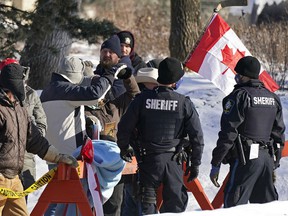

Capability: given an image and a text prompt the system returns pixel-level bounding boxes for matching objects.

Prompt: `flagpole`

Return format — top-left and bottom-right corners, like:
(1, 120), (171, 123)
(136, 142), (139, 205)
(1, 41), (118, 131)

(183, 12), (216, 67)
(183, 0), (248, 67)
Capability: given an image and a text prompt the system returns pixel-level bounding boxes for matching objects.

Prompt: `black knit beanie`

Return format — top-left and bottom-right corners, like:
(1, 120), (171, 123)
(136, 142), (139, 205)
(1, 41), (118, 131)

(157, 57), (184, 84)
(234, 56), (260, 79)
(117, 31), (134, 49)
(101, 35), (122, 57)
(0, 63), (25, 101)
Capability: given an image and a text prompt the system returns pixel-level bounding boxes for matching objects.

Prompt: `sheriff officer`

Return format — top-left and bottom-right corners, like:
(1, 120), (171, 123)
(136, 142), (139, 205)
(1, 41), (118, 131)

(210, 56), (285, 207)
(117, 57), (204, 215)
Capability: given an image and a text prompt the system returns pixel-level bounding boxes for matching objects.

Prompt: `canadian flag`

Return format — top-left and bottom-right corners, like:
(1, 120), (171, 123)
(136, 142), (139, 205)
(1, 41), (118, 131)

(185, 13), (279, 95)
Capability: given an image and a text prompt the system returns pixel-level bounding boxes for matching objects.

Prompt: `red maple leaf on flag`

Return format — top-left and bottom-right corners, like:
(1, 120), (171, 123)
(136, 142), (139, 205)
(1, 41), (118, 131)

(221, 45), (245, 75)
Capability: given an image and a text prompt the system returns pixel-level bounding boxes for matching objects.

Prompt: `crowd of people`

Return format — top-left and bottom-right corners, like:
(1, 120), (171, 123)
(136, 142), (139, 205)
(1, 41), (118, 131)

(0, 30), (285, 216)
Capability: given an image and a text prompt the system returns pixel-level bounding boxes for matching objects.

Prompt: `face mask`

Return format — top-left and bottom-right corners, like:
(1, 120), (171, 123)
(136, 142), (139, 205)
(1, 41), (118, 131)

(0, 77), (25, 102)
(174, 77), (184, 90)
(234, 74), (242, 84)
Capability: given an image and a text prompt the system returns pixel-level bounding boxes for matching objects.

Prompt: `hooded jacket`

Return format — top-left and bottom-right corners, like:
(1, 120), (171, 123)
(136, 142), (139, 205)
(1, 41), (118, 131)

(117, 30), (146, 74)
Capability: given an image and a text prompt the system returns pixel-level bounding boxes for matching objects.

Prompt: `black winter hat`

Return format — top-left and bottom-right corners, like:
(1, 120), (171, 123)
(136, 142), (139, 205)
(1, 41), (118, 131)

(117, 31), (134, 49)
(101, 35), (122, 57)
(0, 63), (25, 101)
(157, 57), (184, 85)
(234, 56), (261, 79)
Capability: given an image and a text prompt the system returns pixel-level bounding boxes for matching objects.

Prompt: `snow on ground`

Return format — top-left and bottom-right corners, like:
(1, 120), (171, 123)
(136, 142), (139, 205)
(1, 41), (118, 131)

(27, 42), (288, 215)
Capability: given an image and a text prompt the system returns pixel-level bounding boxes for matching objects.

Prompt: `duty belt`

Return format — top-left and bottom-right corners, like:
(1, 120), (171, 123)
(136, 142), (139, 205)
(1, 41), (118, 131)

(138, 147), (176, 156)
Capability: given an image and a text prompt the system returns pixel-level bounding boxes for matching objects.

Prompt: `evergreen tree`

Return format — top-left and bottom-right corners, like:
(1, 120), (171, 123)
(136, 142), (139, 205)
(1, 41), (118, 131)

(0, 0), (119, 89)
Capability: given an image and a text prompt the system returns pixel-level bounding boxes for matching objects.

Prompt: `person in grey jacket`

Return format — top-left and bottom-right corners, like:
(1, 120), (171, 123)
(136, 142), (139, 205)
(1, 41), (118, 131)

(0, 63), (78, 216)
(22, 79), (48, 202)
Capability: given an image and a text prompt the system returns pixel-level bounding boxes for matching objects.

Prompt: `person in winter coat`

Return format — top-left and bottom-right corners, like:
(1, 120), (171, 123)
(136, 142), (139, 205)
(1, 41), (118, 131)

(0, 58), (47, 203)
(117, 57), (204, 215)
(40, 54), (126, 216)
(210, 56), (286, 207)
(0, 63), (78, 216)
(41, 56), (121, 156)
(94, 35), (134, 102)
(121, 59), (163, 216)
(85, 35), (140, 216)
(117, 30), (146, 74)
(22, 69), (48, 203)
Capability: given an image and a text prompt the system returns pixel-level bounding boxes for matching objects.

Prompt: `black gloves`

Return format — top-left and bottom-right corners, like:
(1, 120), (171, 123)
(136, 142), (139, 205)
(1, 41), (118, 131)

(209, 165), (220, 187)
(113, 63), (132, 79)
(172, 147), (188, 165)
(274, 143), (283, 169)
(120, 145), (134, 162)
(103, 63), (132, 84)
(185, 164), (199, 182)
(173, 143), (198, 182)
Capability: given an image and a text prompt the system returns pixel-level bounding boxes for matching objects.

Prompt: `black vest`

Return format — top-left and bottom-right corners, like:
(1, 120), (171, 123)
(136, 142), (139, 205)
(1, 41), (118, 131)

(238, 86), (277, 142)
(137, 87), (186, 151)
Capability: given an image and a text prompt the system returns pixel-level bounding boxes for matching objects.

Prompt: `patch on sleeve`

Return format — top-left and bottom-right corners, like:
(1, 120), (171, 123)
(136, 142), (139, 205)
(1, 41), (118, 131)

(223, 99), (235, 114)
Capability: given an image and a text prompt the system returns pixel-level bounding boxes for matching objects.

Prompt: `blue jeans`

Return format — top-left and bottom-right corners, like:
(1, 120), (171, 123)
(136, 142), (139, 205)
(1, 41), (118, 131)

(121, 182), (141, 216)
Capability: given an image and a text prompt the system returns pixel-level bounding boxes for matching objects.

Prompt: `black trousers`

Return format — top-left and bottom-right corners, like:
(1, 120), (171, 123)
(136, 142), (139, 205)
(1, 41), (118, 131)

(224, 148), (278, 207)
(138, 152), (188, 215)
(103, 181), (124, 216)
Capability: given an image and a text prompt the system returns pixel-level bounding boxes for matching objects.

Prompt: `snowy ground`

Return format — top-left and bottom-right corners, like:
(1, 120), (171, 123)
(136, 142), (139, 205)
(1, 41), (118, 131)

(27, 41), (288, 215)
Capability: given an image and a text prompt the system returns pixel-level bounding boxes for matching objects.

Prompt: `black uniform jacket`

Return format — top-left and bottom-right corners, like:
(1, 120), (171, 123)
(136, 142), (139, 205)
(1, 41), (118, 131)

(211, 80), (285, 167)
(117, 86), (204, 166)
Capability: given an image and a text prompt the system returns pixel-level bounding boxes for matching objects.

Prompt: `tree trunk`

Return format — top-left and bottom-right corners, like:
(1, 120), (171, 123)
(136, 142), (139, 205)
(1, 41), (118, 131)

(169, 0), (201, 62)
(20, 0), (81, 89)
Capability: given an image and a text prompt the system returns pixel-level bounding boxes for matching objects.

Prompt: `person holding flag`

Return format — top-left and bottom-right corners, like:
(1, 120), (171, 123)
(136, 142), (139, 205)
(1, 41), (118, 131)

(210, 56), (285, 207)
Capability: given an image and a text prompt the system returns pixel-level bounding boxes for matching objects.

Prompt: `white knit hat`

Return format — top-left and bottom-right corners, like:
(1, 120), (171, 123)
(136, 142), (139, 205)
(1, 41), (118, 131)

(58, 56), (85, 84)
(135, 67), (159, 85)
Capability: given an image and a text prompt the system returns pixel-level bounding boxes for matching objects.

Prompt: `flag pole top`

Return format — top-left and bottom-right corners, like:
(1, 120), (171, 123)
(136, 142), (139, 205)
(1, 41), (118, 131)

(214, 0), (248, 12)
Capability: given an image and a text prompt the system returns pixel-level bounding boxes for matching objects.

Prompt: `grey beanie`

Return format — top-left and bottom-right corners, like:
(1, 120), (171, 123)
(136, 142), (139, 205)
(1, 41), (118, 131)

(58, 56), (85, 84)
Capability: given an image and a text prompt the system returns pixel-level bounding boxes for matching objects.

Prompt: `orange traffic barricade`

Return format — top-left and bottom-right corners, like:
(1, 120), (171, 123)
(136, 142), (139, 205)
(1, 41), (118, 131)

(122, 156), (138, 175)
(31, 163), (94, 216)
(282, 141), (288, 157)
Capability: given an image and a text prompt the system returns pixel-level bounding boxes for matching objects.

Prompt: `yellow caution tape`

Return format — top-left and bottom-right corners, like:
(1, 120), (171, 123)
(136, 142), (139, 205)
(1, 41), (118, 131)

(0, 167), (57, 198)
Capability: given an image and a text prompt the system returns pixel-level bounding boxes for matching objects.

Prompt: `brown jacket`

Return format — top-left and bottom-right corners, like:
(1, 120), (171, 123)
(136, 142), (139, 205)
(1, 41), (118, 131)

(0, 89), (50, 179)
(85, 75), (140, 141)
